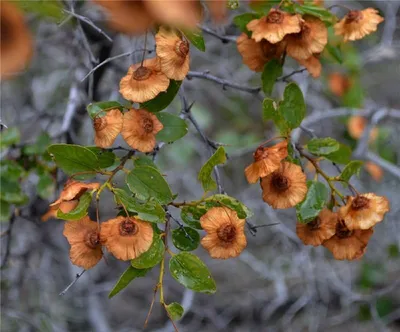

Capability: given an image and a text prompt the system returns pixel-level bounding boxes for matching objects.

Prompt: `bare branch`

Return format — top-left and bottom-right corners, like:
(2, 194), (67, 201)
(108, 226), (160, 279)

(59, 269), (86, 296)
(198, 25), (237, 43)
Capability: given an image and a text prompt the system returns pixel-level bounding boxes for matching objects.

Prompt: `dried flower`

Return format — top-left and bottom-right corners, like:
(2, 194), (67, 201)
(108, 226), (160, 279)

(100, 216), (153, 261)
(296, 209), (337, 246)
(236, 33), (286, 72)
(340, 193), (389, 230)
(261, 161), (307, 209)
(63, 217), (103, 269)
(286, 16), (327, 60)
(365, 162), (383, 182)
(323, 219), (373, 260)
(41, 200), (79, 222)
(245, 140), (288, 183)
(0, 1), (33, 79)
(93, 109), (123, 148)
(200, 207), (247, 259)
(247, 9), (302, 44)
(50, 180), (100, 207)
(206, 0), (227, 22)
(347, 115), (378, 141)
(328, 72), (351, 97)
(92, 0), (153, 35)
(121, 108), (163, 152)
(155, 27), (190, 80)
(298, 54), (322, 78)
(334, 8), (384, 42)
(119, 57), (170, 103)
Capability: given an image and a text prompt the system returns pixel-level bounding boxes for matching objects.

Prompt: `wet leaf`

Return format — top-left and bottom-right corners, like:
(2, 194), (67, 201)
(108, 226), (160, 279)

(108, 266), (149, 298)
(131, 233), (164, 269)
(172, 227), (200, 251)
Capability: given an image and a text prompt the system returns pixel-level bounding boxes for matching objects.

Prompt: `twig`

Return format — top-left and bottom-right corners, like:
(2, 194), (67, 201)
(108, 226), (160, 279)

(62, 9), (113, 42)
(167, 212), (194, 243)
(59, 269), (86, 296)
(277, 68), (307, 82)
(198, 25), (237, 43)
(0, 211), (16, 269)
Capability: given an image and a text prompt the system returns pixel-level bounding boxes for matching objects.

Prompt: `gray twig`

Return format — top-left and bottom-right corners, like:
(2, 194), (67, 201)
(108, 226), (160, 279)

(198, 25), (237, 43)
(59, 269), (86, 296)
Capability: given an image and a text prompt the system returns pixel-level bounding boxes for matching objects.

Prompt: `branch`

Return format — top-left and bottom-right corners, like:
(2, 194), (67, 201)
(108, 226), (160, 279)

(1, 211), (16, 269)
(59, 269), (86, 296)
(277, 68), (307, 82)
(198, 25), (237, 43)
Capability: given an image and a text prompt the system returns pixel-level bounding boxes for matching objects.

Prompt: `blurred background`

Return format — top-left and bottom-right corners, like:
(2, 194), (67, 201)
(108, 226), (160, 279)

(1, 0), (400, 331)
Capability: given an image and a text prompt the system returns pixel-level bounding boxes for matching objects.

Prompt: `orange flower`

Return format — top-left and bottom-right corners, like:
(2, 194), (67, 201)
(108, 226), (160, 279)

(41, 200), (79, 222)
(340, 193), (389, 230)
(328, 72), (351, 97)
(365, 162), (383, 182)
(261, 162), (307, 209)
(286, 16), (327, 60)
(155, 27), (190, 80)
(119, 57), (170, 103)
(236, 33), (286, 72)
(50, 180), (100, 207)
(245, 140), (288, 183)
(100, 216), (153, 261)
(206, 0), (227, 22)
(92, 0), (153, 35)
(0, 1), (33, 79)
(347, 115), (378, 141)
(247, 9), (302, 44)
(298, 54), (322, 78)
(144, 0), (201, 29)
(200, 207), (247, 259)
(63, 217), (103, 269)
(334, 8), (384, 42)
(296, 208), (337, 246)
(323, 219), (373, 260)
(121, 108), (163, 152)
(93, 109), (123, 148)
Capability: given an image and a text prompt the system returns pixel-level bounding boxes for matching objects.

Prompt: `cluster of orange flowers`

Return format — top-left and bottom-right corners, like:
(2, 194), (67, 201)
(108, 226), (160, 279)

(93, 27), (190, 152)
(237, 6), (384, 77)
(245, 139), (390, 260)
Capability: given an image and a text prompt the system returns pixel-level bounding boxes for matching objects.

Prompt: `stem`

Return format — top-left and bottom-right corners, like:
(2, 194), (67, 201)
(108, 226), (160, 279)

(258, 136), (287, 148)
(141, 31), (148, 67)
(169, 200), (202, 208)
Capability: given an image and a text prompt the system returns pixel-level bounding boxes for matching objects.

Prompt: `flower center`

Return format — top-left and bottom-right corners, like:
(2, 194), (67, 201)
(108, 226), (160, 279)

(142, 117), (154, 133)
(254, 147), (268, 161)
(336, 220), (353, 239)
(346, 10), (363, 23)
(84, 231), (100, 249)
(93, 117), (107, 131)
(271, 173), (289, 192)
(308, 216), (321, 230)
(0, 19), (13, 49)
(260, 40), (279, 58)
(119, 219), (138, 236)
(175, 40), (189, 57)
(351, 196), (369, 210)
(217, 223), (237, 243)
(266, 11), (283, 24)
(132, 66), (152, 81)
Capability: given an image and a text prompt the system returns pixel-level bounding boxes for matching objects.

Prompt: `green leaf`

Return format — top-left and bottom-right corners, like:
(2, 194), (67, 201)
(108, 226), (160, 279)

(0, 200), (11, 222)
(233, 13), (260, 37)
(324, 143), (352, 164)
(48, 144), (99, 175)
(0, 127), (20, 149)
(0, 178), (28, 204)
(306, 137), (340, 156)
(156, 113), (188, 143)
(113, 188), (166, 223)
(261, 59), (283, 95)
(23, 132), (51, 155)
(325, 44), (343, 64)
(0, 160), (25, 181)
(198, 147), (226, 192)
(86, 147), (117, 169)
(182, 29), (205, 52)
(37, 173), (55, 199)
(340, 160), (363, 182)
(169, 252), (216, 293)
(263, 98), (289, 135)
(296, 181), (328, 223)
(181, 206), (206, 230)
(172, 227), (200, 251)
(134, 157), (158, 169)
(141, 80), (182, 113)
(295, 4), (336, 24)
(86, 101), (124, 119)
(57, 192), (92, 220)
(126, 166), (173, 204)
(165, 302), (184, 321)
(17, 0), (66, 22)
(131, 233), (164, 269)
(204, 194), (253, 219)
(108, 266), (149, 298)
(278, 83), (306, 130)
